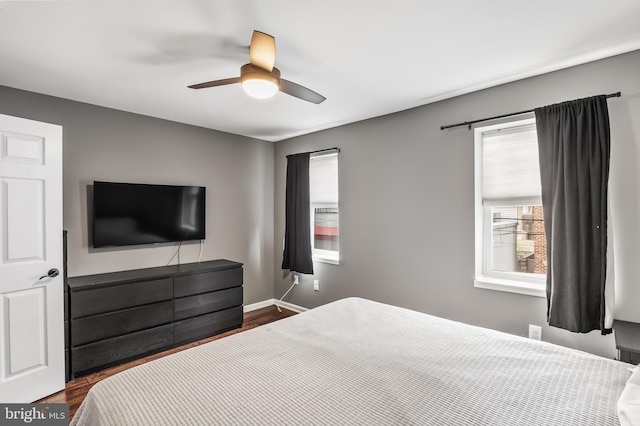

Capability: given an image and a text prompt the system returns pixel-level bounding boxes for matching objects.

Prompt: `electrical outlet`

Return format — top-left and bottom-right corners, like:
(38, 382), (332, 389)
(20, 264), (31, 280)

(528, 324), (542, 341)
(293, 275), (299, 285)
(313, 280), (319, 291)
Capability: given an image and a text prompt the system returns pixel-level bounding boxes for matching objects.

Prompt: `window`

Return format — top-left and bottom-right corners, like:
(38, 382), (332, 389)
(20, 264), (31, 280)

(309, 151), (339, 264)
(474, 118), (546, 297)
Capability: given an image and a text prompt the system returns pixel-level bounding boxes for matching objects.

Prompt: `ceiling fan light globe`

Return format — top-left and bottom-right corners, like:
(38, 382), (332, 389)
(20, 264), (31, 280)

(242, 79), (279, 99)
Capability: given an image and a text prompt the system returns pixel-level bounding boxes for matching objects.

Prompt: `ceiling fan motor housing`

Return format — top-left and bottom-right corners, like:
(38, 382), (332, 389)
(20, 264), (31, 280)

(240, 64), (281, 86)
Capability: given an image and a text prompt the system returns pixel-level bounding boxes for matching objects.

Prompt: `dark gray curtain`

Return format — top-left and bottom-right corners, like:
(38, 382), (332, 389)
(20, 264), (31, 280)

(282, 153), (314, 274)
(535, 95), (611, 334)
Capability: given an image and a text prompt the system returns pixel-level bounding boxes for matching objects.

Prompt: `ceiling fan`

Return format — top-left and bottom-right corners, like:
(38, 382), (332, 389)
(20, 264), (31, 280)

(188, 30), (326, 104)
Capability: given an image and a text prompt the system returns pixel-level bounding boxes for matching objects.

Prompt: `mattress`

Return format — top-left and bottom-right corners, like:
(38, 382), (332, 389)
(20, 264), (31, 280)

(71, 297), (631, 425)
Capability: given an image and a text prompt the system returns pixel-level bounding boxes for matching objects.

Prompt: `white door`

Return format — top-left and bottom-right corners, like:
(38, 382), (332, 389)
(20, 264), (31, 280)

(0, 114), (64, 403)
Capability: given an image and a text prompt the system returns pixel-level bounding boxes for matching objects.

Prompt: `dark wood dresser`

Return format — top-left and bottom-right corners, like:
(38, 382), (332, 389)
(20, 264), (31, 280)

(67, 259), (243, 378)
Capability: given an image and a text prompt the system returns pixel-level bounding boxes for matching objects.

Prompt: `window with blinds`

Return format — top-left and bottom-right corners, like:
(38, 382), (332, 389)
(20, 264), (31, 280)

(309, 151), (339, 264)
(474, 118), (546, 297)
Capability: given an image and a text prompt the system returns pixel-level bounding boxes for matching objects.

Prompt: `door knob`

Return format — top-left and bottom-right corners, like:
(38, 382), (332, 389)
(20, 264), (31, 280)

(39, 268), (60, 280)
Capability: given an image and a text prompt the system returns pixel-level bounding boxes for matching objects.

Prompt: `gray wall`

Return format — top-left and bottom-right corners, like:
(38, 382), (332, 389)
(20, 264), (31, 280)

(2, 49), (637, 359)
(0, 86), (275, 305)
(273, 49), (640, 358)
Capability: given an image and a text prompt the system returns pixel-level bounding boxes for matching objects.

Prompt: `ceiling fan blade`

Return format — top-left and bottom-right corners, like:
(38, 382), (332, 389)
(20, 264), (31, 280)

(249, 30), (276, 71)
(280, 79), (326, 104)
(188, 77), (241, 89)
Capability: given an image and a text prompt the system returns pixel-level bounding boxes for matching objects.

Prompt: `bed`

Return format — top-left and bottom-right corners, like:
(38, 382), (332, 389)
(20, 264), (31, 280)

(71, 297), (635, 425)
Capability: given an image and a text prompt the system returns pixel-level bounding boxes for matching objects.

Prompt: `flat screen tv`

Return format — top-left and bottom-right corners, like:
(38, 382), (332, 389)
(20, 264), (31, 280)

(93, 181), (206, 248)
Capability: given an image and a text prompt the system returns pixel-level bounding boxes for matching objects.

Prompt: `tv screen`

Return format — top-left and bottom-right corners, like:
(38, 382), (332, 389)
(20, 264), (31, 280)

(93, 181), (206, 248)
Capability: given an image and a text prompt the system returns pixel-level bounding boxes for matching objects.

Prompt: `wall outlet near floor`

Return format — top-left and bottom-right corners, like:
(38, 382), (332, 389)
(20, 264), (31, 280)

(528, 324), (542, 341)
(293, 275), (299, 285)
(313, 280), (319, 291)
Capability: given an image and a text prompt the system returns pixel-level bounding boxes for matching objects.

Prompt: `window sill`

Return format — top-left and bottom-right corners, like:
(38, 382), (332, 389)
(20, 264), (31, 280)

(313, 254), (340, 265)
(474, 276), (545, 298)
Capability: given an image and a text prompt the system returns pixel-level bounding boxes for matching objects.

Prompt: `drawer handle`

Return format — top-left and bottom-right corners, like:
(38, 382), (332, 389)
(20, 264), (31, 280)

(39, 268), (60, 280)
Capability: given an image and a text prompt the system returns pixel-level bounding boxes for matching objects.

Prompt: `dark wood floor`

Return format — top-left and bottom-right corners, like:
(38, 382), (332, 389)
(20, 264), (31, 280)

(37, 305), (297, 419)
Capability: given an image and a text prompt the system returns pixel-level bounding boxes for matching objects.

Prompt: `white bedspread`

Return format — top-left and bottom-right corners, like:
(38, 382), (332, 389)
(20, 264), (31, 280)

(71, 297), (631, 425)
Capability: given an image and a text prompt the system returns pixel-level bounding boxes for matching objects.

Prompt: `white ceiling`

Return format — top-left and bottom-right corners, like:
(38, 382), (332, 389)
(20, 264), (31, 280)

(1, 1), (640, 142)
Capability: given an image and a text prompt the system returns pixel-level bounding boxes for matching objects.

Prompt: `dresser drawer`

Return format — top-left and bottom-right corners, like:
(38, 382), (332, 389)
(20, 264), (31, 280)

(70, 278), (173, 318)
(71, 300), (173, 346)
(174, 306), (242, 345)
(71, 323), (174, 375)
(174, 286), (242, 321)
(174, 267), (242, 298)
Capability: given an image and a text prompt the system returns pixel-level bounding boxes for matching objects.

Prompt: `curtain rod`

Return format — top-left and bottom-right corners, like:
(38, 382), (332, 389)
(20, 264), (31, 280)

(309, 147), (340, 154)
(287, 147), (340, 159)
(440, 92), (621, 131)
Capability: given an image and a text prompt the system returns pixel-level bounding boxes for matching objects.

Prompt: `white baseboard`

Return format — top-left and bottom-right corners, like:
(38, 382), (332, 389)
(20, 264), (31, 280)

(274, 299), (308, 313)
(242, 299), (274, 312)
(243, 299), (308, 314)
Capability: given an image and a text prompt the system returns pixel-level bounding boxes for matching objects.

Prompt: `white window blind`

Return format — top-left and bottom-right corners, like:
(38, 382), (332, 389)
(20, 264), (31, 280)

(482, 124), (541, 202)
(310, 152), (338, 204)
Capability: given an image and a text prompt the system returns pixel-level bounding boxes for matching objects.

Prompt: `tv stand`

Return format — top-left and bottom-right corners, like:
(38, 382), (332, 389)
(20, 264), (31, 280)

(66, 259), (243, 379)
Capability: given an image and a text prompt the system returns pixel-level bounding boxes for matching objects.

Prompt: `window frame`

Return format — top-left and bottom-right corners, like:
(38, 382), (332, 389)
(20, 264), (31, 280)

(474, 118), (546, 298)
(309, 152), (340, 265)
